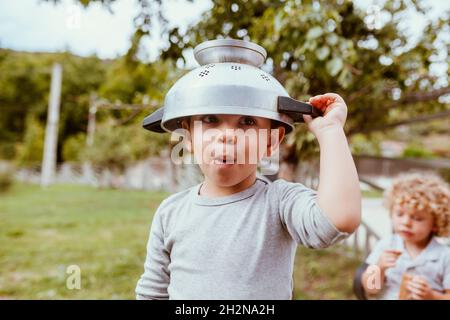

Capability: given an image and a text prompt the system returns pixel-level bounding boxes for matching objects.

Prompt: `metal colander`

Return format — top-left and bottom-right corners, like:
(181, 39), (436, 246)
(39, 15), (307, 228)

(143, 38), (322, 134)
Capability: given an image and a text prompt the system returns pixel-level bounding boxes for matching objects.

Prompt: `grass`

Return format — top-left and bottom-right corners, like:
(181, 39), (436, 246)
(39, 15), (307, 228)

(0, 183), (166, 299)
(293, 246), (362, 299)
(0, 183), (361, 299)
(361, 189), (383, 198)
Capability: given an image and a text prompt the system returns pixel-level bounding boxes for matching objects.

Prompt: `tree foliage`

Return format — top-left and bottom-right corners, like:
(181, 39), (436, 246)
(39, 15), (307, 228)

(0, 50), (109, 161)
(82, 123), (167, 172)
(0, 50), (176, 167)
(2, 0), (448, 178)
(161, 0), (449, 171)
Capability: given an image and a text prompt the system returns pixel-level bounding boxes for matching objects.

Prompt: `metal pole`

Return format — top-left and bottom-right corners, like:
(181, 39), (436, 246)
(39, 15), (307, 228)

(41, 63), (62, 187)
(87, 93), (97, 147)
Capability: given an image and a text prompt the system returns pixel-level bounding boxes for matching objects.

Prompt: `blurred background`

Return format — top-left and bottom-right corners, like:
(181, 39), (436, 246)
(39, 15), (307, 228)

(0, 0), (448, 299)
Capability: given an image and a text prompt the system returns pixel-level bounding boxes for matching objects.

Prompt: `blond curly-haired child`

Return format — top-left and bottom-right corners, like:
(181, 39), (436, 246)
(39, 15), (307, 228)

(362, 173), (450, 300)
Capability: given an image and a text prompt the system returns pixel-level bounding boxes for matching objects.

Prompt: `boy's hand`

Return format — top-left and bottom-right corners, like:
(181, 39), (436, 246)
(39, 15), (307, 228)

(377, 249), (402, 273)
(303, 93), (347, 137)
(407, 276), (435, 300)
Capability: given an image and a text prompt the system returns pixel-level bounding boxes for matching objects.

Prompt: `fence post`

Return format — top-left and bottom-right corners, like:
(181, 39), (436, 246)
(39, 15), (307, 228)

(41, 63), (62, 187)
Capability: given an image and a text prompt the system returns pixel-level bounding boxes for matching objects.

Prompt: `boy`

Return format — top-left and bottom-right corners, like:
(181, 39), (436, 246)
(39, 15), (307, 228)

(136, 93), (361, 299)
(361, 173), (450, 300)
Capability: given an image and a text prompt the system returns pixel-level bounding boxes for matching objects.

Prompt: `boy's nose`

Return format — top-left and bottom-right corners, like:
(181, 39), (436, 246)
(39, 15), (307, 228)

(402, 216), (412, 226)
(218, 130), (237, 145)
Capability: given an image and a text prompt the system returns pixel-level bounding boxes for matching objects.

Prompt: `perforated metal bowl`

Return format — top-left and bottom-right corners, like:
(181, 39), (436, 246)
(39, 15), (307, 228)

(143, 39), (322, 134)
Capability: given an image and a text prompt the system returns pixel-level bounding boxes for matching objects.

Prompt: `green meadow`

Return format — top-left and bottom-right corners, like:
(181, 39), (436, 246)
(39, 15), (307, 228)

(0, 184), (361, 299)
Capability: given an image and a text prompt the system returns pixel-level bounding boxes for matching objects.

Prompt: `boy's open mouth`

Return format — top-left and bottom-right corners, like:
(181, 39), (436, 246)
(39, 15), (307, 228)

(212, 154), (237, 165)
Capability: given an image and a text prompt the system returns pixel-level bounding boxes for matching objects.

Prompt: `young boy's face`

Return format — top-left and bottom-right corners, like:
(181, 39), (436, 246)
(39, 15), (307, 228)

(183, 114), (284, 188)
(391, 204), (436, 244)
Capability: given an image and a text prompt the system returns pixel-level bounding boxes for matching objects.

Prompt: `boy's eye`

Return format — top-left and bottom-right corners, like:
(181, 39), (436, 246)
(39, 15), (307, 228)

(240, 116), (256, 126)
(202, 115), (218, 124)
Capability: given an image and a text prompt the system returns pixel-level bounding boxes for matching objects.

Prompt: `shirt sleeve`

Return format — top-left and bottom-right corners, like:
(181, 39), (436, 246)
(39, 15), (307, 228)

(274, 179), (350, 249)
(443, 251), (450, 290)
(135, 203), (170, 300)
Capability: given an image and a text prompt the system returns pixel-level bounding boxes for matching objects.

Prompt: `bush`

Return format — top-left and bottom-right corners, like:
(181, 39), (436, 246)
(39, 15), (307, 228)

(350, 134), (382, 156)
(62, 132), (87, 162)
(15, 116), (44, 166)
(84, 124), (168, 172)
(0, 142), (16, 160)
(0, 170), (14, 193)
(438, 168), (450, 184)
(402, 143), (434, 159)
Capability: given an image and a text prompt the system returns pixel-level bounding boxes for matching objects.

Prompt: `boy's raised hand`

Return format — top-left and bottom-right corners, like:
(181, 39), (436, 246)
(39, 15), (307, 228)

(303, 93), (348, 138)
(377, 249), (402, 272)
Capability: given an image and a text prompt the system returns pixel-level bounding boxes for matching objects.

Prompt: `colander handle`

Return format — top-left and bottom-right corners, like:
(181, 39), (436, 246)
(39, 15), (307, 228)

(142, 107), (165, 133)
(277, 96), (323, 122)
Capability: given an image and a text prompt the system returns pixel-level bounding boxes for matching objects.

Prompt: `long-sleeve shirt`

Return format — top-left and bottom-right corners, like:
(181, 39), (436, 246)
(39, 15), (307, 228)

(135, 178), (349, 299)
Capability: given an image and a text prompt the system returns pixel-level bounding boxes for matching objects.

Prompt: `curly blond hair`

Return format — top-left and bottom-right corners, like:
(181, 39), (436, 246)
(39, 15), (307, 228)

(383, 172), (450, 237)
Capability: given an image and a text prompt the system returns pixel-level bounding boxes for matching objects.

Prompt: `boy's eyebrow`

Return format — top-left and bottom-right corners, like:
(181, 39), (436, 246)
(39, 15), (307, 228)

(191, 115), (271, 128)
(410, 211), (427, 217)
(403, 209), (429, 218)
(238, 115), (255, 121)
(192, 114), (214, 120)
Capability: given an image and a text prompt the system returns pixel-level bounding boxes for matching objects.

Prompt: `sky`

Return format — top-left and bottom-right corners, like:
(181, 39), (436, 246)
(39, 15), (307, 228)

(0, 0), (212, 61)
(0, 0), (448, 69)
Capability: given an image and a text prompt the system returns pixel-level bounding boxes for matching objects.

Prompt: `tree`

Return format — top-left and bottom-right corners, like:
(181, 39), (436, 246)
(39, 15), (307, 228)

(38, 0), (450, 181)
(160, 0), (449, 180)
(0, 49), (109, 161)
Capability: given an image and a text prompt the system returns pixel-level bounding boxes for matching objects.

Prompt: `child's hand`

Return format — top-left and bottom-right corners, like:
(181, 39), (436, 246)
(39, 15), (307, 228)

(377, 249), (402, 272)
(303, 93), (348, 137)
(407, 276), (435, 300)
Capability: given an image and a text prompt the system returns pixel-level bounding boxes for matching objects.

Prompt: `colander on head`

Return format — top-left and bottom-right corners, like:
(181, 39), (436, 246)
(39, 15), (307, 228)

(142, 38), (322, 134)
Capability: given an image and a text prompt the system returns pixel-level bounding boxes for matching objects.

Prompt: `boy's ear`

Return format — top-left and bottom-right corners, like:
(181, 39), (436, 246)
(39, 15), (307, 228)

(180, 118), (192, 153)
(267, 125), (285, 157)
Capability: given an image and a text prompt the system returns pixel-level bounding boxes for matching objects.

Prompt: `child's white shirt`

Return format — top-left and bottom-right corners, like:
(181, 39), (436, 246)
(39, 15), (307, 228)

(366, 234), (450, 299)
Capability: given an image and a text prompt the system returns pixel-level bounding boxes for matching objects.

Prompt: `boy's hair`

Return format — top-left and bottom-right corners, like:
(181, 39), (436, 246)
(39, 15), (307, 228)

(383, 172), (450, 237)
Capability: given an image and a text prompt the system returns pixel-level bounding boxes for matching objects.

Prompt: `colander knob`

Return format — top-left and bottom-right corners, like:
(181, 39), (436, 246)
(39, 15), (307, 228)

(194, 39), (267, 67)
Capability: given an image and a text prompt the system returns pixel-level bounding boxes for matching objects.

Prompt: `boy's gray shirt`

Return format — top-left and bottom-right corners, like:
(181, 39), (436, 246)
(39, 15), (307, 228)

(136, 178), (349, 300)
